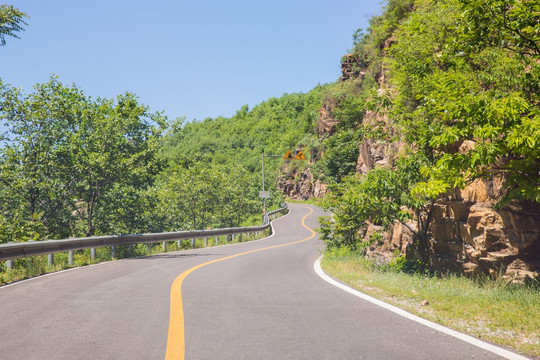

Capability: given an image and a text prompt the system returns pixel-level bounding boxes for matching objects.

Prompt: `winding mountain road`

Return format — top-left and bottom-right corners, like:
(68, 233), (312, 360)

(0, 204), (523, 359)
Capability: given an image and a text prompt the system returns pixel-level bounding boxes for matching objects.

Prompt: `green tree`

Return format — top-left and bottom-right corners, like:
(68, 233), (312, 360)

(321, 129), (361, 183)
(321, 152), (435, 265)
(0, 78), (86, 240)
(389, 0), (540, 204)
(458, 0), (540, 58)
(155, 162), (260, 231)
(0, 4), (27, 46)
(69, 92), (165, 236)
(0, 77), (165, 241)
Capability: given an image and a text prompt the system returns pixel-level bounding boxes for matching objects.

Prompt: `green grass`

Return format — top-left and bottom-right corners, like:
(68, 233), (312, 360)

(321, 247), (540, 358)
(285, 197), (324, 207)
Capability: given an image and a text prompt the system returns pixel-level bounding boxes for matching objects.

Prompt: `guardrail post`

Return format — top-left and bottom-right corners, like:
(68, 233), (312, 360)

(162, 241), (167, 252)
(0, 204), (287, 272)
(177, 240), (181, 249)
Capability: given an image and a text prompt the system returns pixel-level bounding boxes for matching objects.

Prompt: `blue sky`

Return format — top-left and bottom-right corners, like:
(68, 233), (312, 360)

(2, 0), (384, 122)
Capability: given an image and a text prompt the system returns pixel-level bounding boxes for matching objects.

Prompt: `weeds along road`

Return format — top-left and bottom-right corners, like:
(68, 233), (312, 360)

(0, 204), (514, 359)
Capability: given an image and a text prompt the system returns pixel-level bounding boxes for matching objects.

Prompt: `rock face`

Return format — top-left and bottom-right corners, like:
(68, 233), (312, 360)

(341, 53), (365, 82)
(426, 194), (540, 281)
(279, 52), (540, 281)
(360, 173), (540, 281)
(318, 100), (339, 139)
(356, 110), (401, 174)
(278, 165), (328, 201)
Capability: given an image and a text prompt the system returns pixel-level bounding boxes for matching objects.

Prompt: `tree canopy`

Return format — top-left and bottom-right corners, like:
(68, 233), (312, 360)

(0, 4), (27, 46)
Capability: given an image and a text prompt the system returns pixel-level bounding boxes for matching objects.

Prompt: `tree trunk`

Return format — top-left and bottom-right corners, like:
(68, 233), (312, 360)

(86, 192), (97, 237)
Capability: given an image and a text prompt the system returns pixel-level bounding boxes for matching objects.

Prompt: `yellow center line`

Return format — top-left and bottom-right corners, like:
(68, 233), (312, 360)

(165, 206), (315, 360)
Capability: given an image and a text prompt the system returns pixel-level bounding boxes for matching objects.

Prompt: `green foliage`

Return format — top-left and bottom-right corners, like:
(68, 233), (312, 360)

(320, 129), (361, 183)
(0, 77), (165, 242)
(387, 255), (424, 274)
(347, 0), (415, 78)
(321, 148), (434, 265)
(457, 0), (540, 59)
(68, 91), (165, 236)
(320, 0), (539, 276)
(161, 86), (328, 212)
(389, 0), (540, 204)
(321, 166), (408, 250)
(0, 74), (326, 244)
(155, 162), (259, 230)
(0, 209), (45, 243)
(0, 78), (88, 240)
(0, 4), (27, 46)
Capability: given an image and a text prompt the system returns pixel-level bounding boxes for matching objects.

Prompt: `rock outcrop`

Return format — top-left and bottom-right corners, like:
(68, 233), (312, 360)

(318, 101), (339, 139)
(278, 162), (327, 201)
(372, 171), (540, 281)
(340, 53), (365, 82)
(356, 110), (401, 174)
(280, 50), (540, 282)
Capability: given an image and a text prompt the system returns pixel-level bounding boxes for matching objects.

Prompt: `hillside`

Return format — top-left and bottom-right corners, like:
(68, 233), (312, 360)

(1, 0), (538, 282)
(279, 0), (540, 281)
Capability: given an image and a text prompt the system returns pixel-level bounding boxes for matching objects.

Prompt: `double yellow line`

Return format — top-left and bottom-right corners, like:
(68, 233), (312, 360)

(165, 207), (315, 359)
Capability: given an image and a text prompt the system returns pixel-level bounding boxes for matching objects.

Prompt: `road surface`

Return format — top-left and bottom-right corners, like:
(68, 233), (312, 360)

(0, 204), (522, 359)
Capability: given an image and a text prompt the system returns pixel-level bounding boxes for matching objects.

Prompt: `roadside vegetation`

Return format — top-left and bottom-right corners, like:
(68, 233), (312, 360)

(321, 247), (540, 358)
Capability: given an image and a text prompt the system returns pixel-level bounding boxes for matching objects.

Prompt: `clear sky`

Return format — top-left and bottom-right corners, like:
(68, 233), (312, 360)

(2, 0), (384, 122)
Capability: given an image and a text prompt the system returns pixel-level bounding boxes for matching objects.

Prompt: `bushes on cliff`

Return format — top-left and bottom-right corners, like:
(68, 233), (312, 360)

(320, 0), (540, 271)
(320, 152), (434, 263)
(390, 0), (540, 204)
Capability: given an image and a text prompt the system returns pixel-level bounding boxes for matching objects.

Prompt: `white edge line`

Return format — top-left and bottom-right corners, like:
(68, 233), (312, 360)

(313, 256), (530, 360)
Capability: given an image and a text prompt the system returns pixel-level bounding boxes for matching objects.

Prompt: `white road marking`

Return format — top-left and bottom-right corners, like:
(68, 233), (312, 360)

(313, 256), (530, 360)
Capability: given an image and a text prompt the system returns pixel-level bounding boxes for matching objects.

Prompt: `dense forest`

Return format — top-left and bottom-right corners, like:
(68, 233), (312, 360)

(1, 1), (539, 276)
(0, 74), (328, 242)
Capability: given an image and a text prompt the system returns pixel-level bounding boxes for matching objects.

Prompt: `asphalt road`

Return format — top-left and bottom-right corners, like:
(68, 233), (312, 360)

(0, 204), (522, 359)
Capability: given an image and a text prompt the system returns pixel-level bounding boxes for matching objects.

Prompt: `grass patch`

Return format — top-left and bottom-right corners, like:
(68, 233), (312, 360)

(320, 247), (540, 358)
(285, 197), (324, 207)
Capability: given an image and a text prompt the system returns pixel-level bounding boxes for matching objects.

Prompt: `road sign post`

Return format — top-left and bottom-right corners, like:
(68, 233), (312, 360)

(261, 149), (283, 221)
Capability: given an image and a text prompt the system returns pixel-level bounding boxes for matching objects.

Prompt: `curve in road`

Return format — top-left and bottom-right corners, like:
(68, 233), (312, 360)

(165, 207), (315, 359)
(0, 203), (529, 359)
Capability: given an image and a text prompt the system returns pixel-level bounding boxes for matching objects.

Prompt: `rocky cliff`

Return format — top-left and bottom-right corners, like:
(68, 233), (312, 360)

(279, 55), (540, 282)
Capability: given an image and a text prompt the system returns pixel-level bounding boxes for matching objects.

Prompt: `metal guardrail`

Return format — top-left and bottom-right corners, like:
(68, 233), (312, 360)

(0, 205), (288, 266)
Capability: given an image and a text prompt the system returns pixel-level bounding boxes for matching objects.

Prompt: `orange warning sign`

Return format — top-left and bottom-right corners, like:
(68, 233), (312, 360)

(283, 150), (294, 159)
(295, 150), (306, 160)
